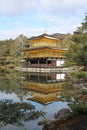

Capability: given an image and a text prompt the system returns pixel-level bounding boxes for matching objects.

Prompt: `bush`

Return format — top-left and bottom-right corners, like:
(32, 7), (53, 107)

(69, 102), (87, 114)
(70, 71), (87, 80)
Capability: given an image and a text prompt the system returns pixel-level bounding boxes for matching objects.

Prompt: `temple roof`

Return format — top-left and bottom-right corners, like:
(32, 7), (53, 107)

(23, 46), (68, 51)
(28, 33), (63, 41)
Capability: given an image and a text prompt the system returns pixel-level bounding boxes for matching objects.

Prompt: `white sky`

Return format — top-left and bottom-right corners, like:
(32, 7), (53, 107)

(0, 0), (87, 40)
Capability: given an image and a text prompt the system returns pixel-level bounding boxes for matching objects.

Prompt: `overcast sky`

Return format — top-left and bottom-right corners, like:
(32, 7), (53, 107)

(0, 0), (87, 40)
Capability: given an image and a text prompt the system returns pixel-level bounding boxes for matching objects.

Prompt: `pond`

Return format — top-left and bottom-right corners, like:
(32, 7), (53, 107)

(0, 71), (72, 130)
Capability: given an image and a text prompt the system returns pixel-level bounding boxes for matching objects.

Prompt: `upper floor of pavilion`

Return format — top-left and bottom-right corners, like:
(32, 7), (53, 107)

(27, 33), (64, 49)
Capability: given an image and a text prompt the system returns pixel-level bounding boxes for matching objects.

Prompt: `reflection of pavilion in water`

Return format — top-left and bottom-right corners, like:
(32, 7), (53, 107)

(22, 73), (65, 105)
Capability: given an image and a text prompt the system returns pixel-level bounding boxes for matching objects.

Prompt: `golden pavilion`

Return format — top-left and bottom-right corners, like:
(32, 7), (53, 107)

(23, 34), (68, 69)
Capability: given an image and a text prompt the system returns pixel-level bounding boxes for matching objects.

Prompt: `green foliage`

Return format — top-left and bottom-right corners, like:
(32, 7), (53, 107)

(69, 102), (87, 114)
(66, 14), (87, 70)
(0, 35), (28, 72)
(0, 100), (45, 126)
(75, 71), (87, 79)
(70, 71), (87, 79)
(61, 82), (76, 102)
(61, 34), (73, 48)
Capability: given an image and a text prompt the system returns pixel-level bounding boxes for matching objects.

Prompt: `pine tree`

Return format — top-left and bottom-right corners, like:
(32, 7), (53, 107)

(66, 14), (87, 70)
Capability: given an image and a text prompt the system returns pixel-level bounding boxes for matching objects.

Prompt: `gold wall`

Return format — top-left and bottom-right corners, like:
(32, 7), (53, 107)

(29, 37), (62, 48)
(24, 48), (66, 58)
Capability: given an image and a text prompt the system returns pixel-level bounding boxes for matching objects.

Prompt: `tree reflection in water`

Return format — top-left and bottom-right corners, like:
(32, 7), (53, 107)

(0, 100), (45, 127)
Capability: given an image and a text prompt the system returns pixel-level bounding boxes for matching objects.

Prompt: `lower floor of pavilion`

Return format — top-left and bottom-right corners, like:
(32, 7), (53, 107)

(23, 58), (65, 68)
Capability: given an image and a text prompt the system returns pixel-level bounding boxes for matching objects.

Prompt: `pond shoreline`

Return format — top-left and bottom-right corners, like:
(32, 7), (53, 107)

(43, 114), (87, 130)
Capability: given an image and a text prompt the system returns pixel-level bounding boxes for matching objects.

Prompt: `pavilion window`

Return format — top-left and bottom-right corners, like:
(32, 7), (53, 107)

(48, 60), (51, 64)
(39, 59), (46, 64)
(30, 59), (38, 64)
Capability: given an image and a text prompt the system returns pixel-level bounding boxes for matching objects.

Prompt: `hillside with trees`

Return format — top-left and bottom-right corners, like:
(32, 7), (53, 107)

(0, 35), (28, 72)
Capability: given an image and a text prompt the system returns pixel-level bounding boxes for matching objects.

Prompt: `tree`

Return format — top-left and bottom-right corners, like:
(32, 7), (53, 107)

(66, 14), (87, 70)
(0, 34), (28, 71)
(14, 34), (27, 66)
(61, 33), (73, 48)
(0, 39), (15, 70)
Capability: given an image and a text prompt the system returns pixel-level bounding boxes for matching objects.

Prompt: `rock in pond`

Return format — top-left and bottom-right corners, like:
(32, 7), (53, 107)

(54, 108), (73, 120)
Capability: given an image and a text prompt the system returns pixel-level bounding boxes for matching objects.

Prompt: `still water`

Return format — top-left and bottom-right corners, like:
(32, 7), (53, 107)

(0, 72), (69, 130)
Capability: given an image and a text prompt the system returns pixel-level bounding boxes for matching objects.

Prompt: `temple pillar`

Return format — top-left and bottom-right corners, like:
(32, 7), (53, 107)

(28, 59), (30, 66)
(38, 73), (39, 80)
(38, 59), (40, 66)
(46, 59), (48, 67)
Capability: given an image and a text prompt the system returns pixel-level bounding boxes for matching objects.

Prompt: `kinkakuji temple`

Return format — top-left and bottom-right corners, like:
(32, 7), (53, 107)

(23, 34), (68, 71)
